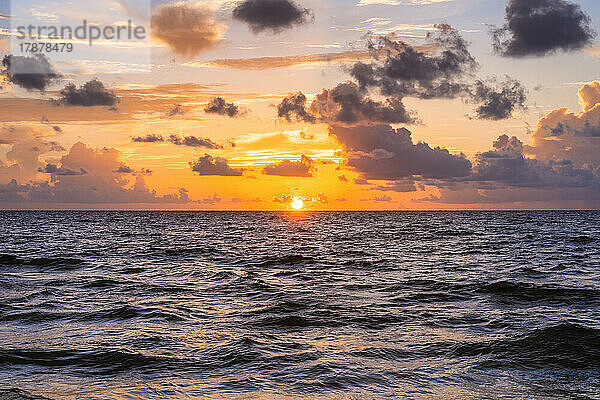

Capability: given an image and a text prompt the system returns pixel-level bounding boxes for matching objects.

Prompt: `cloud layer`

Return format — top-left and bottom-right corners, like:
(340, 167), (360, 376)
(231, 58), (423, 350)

(330, 124), (472, 180)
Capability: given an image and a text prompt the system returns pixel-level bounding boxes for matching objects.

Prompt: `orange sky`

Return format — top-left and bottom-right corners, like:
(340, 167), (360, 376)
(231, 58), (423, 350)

(1, 0), (600, 210)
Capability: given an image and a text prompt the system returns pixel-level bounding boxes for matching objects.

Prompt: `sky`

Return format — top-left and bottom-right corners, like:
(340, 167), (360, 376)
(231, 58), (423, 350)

(1, 0), (600, 210)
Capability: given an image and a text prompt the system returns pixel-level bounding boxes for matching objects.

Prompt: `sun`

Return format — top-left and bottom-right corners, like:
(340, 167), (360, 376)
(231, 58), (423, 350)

(290, 197), (304, 210)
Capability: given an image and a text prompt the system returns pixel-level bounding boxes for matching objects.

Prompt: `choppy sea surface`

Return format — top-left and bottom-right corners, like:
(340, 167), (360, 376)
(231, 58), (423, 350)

(0, 211), (599, 400)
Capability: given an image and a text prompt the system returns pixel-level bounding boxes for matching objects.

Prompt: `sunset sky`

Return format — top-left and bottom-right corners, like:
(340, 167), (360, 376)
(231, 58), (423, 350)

(1, 0), (600, 209)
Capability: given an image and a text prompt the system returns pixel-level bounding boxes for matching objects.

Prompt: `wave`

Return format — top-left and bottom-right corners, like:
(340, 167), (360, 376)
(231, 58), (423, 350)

(0, 348), (174, 375)
(0, 254), (84, 271)
(81, 278), (122, 289)
(476, 281), (600, 304)
(0, 254), (19, 266)
(0, 305), (186, 324)
(0, 389), (51, 400)
(571, 235), (595, 244)
(454, 323), (600, 370)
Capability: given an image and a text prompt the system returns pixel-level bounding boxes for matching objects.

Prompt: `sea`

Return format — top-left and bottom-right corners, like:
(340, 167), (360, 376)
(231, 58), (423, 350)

(0, 211), (599, 399)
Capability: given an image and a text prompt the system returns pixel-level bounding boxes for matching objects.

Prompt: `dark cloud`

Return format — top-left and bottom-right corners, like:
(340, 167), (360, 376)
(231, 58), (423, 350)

(350, 24), (478, 99)
(168, 135), (222, 149)
(278, 83), (415, 125)
(151, 3), (225, 57)
(42, 164), (87, 176)
(310, 83), (415, 125)
(330, 124), (472, 181)
(277, 92), (316, 123)
(132, 134), (164, 143)
(233, 0), (313, 34)
(263, 155), (315, 177)
(132, 134), (223, 149)
(1, 54), (61, 91)
(190, 155), (244, 176)
(471, 77), (527, 120)
(204, 97), (241, 117)
(492, 0), (596, 57)
(56, 79), (119, 107)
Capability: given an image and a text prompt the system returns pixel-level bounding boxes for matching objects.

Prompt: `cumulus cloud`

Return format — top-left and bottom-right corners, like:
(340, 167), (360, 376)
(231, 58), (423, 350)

(424, 133), (600, 206)
(0, 142), (191, 204)
(1, 54), (61, 91)
(470, 77), (527, 120)
(233, 0), (313, 34)
(0, 125), (65, 184)
(56, 79), (119, 107)
(168, 135), (222, 149)
(470, 135), (599, 188)
(204, 97), (241, 117)
(190, 155), (244, 176)
(263, 155), (315, 177)
(492, 0), (596, 57)
(330, 124), (472, 180)
(151, 3), (227, 57)
(525, 81), (600, 167)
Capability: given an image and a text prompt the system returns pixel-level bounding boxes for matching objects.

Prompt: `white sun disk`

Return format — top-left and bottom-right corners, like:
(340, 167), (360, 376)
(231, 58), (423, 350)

(291, 198), (304, 210)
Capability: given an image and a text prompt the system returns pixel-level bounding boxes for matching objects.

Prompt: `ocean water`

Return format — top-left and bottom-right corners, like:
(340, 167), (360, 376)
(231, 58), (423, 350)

(0, 211), (599, 400)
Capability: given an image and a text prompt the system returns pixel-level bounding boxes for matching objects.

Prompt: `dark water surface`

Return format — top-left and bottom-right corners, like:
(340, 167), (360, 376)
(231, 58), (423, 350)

(0, 211), (599, 399)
